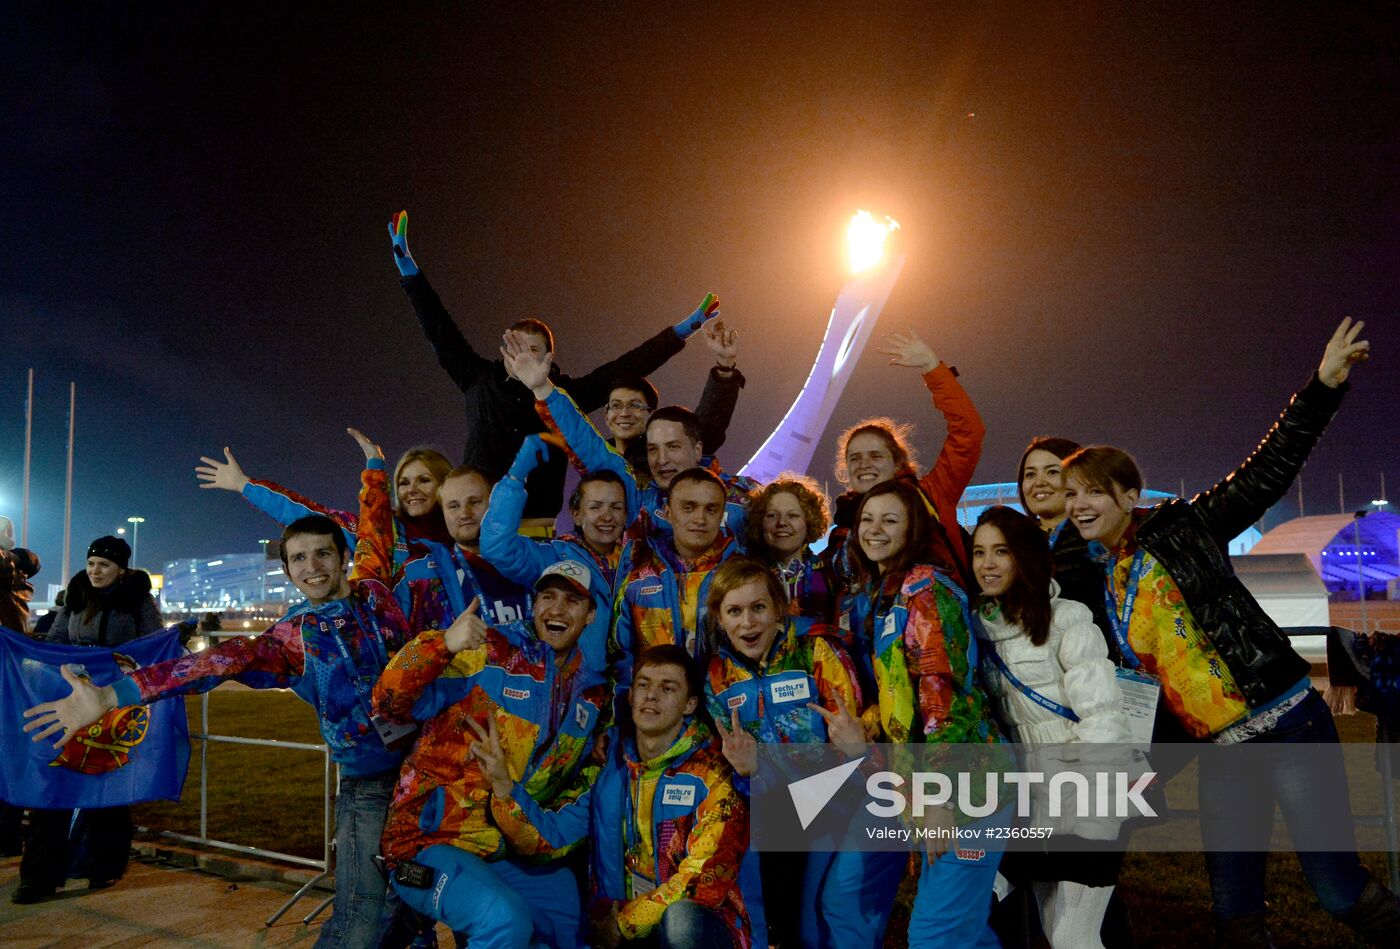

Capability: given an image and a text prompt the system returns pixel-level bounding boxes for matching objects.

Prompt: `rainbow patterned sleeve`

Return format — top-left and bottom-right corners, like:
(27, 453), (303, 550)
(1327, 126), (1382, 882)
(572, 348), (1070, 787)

(811, 636), (863, 717)
(490, 764), (598, 858)
(349, 461), (394, 585)
(902, 586), (957, 738)
(370, 628), (456, 723)
(617, 761), (748, 941)
(127, 620), (304, 703)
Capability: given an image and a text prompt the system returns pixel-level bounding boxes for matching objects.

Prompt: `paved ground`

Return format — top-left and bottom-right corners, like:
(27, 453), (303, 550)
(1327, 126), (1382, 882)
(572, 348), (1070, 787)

(0, 845), (337, 947)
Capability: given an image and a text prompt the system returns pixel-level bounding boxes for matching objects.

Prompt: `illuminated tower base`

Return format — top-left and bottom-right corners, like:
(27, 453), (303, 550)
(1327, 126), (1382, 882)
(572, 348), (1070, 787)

(739, 253), (905, 482)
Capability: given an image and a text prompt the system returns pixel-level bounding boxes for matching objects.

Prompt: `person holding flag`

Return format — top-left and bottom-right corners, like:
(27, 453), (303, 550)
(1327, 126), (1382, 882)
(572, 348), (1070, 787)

(21, 428), (461, 947)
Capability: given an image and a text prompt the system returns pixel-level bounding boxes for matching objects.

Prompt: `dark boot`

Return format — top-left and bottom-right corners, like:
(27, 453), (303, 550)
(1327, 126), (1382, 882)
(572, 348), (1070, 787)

(1335, 876), (1400, 946)
(1214, 910), (1275, 948)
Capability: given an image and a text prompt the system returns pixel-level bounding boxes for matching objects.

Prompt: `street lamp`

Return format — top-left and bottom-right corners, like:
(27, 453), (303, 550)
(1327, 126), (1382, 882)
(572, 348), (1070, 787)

(127, 516), (146, 569)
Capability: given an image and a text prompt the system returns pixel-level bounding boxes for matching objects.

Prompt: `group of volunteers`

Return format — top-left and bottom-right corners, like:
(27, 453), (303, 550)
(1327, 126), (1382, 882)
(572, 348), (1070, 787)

(13, 211), (1394, 949)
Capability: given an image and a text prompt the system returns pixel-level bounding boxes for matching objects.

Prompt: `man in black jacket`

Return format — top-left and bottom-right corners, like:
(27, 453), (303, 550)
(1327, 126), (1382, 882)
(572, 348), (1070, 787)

(389, 210), (720, 534)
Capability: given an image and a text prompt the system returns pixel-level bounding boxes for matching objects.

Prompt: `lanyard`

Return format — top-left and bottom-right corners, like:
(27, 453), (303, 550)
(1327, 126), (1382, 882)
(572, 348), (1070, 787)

(324, 598), (388, 720)
(979, 635), (1079, 722)
(1102, 550), (1147, 669)
(1049, 520), (1070, 547)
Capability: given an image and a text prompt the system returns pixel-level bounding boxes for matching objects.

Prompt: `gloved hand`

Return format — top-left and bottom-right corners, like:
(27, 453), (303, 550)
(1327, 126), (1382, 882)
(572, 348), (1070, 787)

(508, 433), (561, 482)
(388, 210), (419, 277)
(672, 292), (719, 340)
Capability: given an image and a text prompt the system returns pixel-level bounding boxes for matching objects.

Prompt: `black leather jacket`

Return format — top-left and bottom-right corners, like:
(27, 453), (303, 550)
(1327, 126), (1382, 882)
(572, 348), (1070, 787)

(1129, 372), (1345, 708)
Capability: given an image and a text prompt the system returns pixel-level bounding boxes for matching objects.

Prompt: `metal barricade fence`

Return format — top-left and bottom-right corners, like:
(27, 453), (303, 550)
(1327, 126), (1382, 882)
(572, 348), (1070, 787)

(133, 631), (337, 928)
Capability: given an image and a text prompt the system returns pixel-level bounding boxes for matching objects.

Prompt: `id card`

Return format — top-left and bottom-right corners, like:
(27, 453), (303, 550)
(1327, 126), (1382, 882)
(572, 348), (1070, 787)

(1115, 668), (1160, 746)
(370, 714), (419, 752)
(629, 871), (657, 897)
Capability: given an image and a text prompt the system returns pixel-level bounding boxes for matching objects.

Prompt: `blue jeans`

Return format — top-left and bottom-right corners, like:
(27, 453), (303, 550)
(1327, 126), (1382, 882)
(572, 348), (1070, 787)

(620, 899), (734, 949)
(314, 769), (402, 949)
(391, 844), (584, 949)
(1198, 689), (1369, 920)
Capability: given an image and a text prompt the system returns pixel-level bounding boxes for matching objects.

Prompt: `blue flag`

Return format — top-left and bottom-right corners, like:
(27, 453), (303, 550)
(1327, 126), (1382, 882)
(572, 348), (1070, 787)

(0, 624), (190, 808)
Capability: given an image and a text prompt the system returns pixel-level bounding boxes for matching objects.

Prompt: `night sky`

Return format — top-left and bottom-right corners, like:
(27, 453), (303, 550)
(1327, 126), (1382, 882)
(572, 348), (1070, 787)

(4, 3), (1397, 588)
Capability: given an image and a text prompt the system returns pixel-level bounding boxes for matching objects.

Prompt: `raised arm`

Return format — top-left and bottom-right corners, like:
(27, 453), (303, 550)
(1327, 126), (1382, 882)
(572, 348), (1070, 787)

(1192, 319), (1366, 545)
(198, 446), (359, 547)
(561, 293), (719, 412)
(877, 331), (986, 507)
(346, 429), (395, 585)
(390, 210), (496, 394)
(503, 333), (642, 520)
(481, 436), (564, 585)
(694, 317), (745, 459)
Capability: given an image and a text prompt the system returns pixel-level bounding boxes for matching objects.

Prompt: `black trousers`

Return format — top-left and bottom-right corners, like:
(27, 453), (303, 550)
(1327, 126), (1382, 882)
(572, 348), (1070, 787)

(19, 806), (133, 888)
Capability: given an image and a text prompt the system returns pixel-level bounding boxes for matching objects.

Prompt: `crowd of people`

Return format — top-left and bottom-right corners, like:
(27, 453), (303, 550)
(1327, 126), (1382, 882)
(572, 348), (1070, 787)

(3, 212), (1391, 948)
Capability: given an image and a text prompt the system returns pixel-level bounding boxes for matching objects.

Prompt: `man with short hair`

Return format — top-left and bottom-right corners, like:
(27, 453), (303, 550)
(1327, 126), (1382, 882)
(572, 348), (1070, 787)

(611, 469), (740, 681)
(481, 434), (637, 675)
(605, 316), (744, 489)
(373, 560), (609, 949)
(481, 645), (750, 949)
(23, 432), (448, 947)
(388, 209), (720, 533)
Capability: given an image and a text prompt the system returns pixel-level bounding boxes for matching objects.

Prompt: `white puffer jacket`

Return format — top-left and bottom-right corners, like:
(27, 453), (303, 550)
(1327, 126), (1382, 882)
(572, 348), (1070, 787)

(977, 583), (1130, 746)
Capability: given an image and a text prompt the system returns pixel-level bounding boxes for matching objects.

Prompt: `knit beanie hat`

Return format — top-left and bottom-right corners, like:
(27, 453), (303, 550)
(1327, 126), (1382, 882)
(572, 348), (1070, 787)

(88, 535), (131, 569)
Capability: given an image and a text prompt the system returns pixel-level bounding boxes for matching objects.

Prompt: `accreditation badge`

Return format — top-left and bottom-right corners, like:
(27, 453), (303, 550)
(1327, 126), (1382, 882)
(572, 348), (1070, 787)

(1116, 667), (1160, 746)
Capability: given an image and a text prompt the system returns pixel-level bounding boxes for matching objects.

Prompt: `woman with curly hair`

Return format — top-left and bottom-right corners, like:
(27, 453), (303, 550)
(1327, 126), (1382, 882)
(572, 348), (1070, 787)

(743, 474), (842, 640)
(825, 330), (984, 595)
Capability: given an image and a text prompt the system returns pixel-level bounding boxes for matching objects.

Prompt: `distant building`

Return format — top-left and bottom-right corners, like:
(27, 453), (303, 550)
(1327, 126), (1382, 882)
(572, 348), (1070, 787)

(161, 553), (298, 613)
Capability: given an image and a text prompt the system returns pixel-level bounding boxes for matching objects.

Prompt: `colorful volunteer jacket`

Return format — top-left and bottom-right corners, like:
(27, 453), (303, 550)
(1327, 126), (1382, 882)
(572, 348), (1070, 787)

(394, 539), (532, 635)
(705, 623), (862, 752)
(825, 363), (984, 592)
(848, 563), (1001, 745)
(372, 623), (607, 867)
(480, 419), (641, 674)
(536, 386), (756, 538)
(113, 462), (412, 777)
(241, 476), (451, 577)
(490, 719), (751, 947)
(613, 531), (740, 676)
(774, 549), (842, 641)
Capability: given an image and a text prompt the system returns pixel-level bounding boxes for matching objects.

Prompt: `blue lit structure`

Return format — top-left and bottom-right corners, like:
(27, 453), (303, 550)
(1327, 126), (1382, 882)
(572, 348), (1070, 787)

(161, 552), (298, 612)
(1252, 511), (1400, 597)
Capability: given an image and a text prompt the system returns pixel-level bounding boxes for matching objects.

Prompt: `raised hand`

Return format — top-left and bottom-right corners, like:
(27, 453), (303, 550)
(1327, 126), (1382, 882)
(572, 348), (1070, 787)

(22, 665), (118, 750)
(467, 715), (514, 798)
(877, 330), (939, 373)
(388, 210), (419, 277)
(808, 701), (866, 757)
(1318, 317), (1370, 388)
(195, 447), (251, 493)
(444, 596), (488, 653)
(700, 316), (739, 369)
(673, 292), (720, 341)
(508, 433), (561, 482)
(712, 708), (758, 776)
(500, 329), (555, 397)
(346, 427), (385, 463)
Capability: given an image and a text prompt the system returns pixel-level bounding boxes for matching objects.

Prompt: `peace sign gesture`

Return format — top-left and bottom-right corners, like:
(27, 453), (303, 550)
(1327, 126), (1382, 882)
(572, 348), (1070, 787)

(467, 714), (514, 798)
(712, 708), (758, 777)
(808, 701), (866, 757)
(1318, 317), (1370, 388)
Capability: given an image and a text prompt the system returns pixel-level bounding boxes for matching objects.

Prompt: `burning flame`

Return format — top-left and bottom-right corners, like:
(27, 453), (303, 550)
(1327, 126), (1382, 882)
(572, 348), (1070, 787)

(847, 210), (899, 273)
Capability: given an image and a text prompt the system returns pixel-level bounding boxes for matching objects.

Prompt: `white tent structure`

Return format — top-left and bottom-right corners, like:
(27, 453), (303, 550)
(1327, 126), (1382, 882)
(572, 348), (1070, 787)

(1234, 553), (1331, 627)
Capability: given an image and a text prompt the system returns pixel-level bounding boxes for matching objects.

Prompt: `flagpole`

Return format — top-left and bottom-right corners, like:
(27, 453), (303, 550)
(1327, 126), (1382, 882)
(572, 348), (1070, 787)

(61, 382), (75, 583)
(21, 369), (33, 547)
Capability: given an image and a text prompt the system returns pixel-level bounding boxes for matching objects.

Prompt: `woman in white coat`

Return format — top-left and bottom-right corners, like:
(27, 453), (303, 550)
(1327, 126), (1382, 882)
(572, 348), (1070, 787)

(971, 505), (1132, 949)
